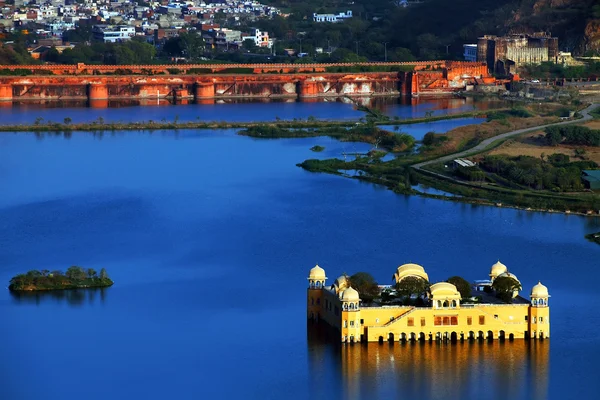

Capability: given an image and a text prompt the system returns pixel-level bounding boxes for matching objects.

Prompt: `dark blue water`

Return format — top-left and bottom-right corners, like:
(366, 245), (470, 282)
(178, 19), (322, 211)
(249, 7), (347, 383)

(379, 117), (484, 140)
(0, 97), (502, 125)
(0, 119), (599, 399)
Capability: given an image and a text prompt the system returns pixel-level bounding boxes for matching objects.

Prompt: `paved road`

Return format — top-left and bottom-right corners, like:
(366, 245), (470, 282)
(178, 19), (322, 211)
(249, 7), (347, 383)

(412, 103), (599, 172)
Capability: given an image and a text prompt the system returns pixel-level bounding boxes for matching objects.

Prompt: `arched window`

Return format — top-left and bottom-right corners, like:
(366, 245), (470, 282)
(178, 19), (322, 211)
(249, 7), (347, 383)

(315, 281), (321, 288)
(451, 300), (457, 308)
(316, 298), (320, 305)
(437, 300), (442, 308)
(532, 299), (538, 306)
(443, 300), (449, 308)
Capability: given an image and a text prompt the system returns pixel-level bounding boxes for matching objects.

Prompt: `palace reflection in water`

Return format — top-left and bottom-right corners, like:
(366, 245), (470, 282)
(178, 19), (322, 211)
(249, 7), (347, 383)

(308, 323), (549, 400)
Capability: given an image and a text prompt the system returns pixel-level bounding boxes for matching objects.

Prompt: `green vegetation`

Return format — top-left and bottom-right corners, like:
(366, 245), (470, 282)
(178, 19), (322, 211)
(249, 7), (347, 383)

(491, 276), (522, 304)
(446, 276), (472, 299)
(422, 131), (449, 147)
(585, 232), (600, 245)
(522, 61), (600, 80)
(9, 266), (113, 291)
(48, 38), (157, 65)
(310, 145), (325, 152)
(240, 123), (415, 152)
(395, 276), (430, 299)
(591, 106), (600, 120)
(545, 125), (600, 147)
(349, 272), (379, 304)
(480, 154), (598, 192)
(487, 108), (534, 121)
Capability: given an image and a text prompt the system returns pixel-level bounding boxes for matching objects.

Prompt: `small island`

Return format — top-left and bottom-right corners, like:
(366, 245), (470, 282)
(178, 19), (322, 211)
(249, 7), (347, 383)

(9, 266), (113, 291)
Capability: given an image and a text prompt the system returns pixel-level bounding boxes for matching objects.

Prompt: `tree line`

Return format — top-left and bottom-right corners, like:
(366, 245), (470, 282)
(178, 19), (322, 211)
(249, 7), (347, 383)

(480, 154), (597, 192)
(545, 125), (600, 147)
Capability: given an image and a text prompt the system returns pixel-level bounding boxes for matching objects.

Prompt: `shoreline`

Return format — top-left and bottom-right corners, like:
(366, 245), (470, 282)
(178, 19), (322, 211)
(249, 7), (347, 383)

(9, 281), (114, 292)
(0, 109), (497, 133)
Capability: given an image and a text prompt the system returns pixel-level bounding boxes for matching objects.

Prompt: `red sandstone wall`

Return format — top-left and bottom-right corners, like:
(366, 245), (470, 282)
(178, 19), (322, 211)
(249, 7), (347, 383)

(0, 61), (493, 100)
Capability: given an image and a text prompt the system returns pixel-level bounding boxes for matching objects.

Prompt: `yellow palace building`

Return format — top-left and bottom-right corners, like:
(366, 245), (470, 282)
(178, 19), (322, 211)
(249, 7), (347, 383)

(307, 261), (550, 343)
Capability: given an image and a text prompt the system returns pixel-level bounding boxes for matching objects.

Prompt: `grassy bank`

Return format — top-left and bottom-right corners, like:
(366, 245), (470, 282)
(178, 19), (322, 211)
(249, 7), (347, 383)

(240, 124), (415, 152)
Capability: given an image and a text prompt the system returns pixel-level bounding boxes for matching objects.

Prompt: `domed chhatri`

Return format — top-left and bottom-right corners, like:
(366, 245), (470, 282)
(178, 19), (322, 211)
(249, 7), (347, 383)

(429, 282), (461, 303)
(489, 260), (508, 281)
(341, 287), (360, 302)
(531, 282), (550, 298)
(308, 265), (327, 280)
(307, 264), (327, 290)
(307, 261), (550, 344)
(393, 263), (429, 284)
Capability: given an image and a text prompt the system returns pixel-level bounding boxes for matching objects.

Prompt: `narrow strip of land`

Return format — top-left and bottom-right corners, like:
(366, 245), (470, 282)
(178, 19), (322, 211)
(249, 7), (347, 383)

(412, 103), (598, 173)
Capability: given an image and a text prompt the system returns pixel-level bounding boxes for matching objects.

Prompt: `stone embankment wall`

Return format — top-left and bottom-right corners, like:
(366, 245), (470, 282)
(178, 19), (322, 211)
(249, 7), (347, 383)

(0, 61), (491, 104)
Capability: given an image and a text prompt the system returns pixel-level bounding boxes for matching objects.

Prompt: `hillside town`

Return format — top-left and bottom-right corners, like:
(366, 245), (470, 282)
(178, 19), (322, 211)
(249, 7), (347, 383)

(0, 0), (280, 59)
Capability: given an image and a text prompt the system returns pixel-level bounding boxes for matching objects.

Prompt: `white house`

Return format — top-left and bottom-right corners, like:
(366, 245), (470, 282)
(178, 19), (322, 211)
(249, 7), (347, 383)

(92, 25), (136, 43)
(246, 28), (273, 48)
(313, 10), (352, 23)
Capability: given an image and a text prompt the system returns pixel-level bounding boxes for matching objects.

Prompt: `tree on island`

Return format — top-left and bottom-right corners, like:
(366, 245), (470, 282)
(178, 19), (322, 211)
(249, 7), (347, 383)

(492, 276), (522, 303)
(349, 272), (380, 304)
(447, 276), (472, 299)
(395, 276), (430, 299)
(9, 267), (113, 291)
(66, 266), (87, 281)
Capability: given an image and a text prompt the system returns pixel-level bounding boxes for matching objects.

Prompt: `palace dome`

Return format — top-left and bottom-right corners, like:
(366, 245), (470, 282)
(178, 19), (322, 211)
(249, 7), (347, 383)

(308, 265), (326, 280)
(393, 263), (429, 284)
(489, 260), (508, 280)
(531, 282), (549, 298)
(333, 275), (350, 294)
(429, 282), (461, 301)
(340, 287), (360, 302)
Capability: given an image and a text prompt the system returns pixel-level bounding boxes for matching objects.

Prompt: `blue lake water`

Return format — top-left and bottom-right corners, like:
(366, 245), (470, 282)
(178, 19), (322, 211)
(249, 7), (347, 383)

(0, 107), (599, 400)
(0, 97), (503, 125)
(379, 117), (484, 140)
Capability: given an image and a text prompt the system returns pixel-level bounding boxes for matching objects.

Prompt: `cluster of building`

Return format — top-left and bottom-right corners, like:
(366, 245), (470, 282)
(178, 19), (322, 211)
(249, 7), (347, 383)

(307, 261), (550, 343)
(463, 32), (587, 74)
(0, 0), (278, 56)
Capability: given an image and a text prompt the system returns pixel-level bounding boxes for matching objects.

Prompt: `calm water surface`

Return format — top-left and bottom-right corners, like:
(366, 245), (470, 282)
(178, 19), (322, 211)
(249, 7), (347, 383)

(0, 106), (599, 400)
(0, 97), (503, 125)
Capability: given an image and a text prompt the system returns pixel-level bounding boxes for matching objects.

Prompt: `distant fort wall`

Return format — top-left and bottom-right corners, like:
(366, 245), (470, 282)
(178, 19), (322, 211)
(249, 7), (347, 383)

(0, 61), (491, 104)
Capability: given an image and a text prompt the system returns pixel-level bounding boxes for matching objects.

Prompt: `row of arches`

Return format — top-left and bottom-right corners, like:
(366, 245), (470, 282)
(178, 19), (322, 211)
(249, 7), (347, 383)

(342, 302), (359, 310)
(532, 298), (548, 306)
(435, 300), (459, 308)
(309, 281), (325, 289)
(377, 330), (517, 343)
